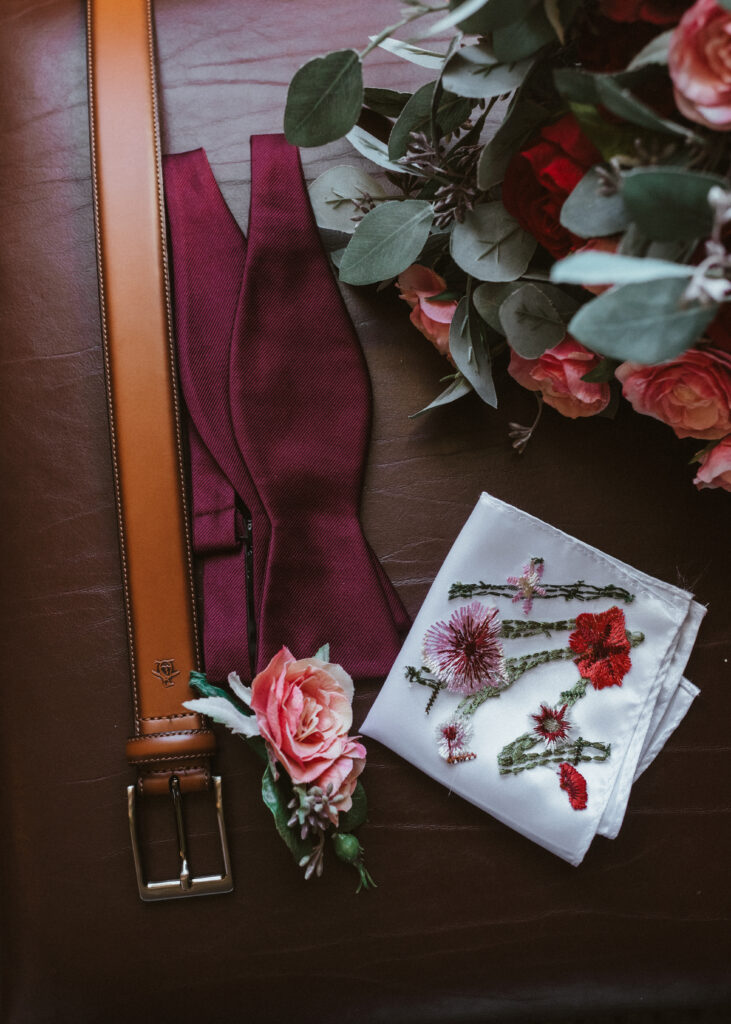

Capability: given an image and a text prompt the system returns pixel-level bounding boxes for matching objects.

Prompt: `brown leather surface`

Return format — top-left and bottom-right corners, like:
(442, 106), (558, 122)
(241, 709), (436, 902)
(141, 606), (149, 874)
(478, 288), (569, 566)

(87, 0), (212, 794)
(0, 1), (728, 1021)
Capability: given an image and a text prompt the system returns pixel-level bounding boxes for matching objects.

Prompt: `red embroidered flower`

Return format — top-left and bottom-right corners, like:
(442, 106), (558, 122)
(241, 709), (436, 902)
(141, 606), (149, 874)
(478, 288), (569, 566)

(559, 762), (588, 810)
(569, 606), (632, 690)
(423, 601), (506, 695)
(531, 703), (572, 745)
(502, 115), (601, 260)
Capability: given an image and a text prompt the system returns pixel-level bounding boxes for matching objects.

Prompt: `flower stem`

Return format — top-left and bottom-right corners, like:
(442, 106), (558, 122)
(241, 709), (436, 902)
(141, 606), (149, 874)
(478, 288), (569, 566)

(497, 735), (611, 775)
(359, 4), (450, 60)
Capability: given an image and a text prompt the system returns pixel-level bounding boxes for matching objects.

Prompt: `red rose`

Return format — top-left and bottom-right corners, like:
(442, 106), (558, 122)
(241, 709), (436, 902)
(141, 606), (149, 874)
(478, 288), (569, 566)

(576, 13), (660, 71)
(502, 115), (601, 260)
(569, 606), (632, 690)
(598, 0), (691, 24)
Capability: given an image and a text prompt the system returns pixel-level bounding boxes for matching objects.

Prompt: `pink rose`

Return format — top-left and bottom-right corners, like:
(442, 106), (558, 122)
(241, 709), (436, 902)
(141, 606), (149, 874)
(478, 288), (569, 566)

(396, 264), (459, 359)
(694, 435), (731, 490)
(616, 346), (731, 438)
(250, 647), (366, 818)
(669, 0), (731, 130)
(508, 337), (612, 418)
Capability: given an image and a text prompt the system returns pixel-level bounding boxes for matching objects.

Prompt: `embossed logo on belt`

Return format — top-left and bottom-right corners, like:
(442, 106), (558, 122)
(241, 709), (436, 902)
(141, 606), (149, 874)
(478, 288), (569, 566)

(152, 659), (180, 686)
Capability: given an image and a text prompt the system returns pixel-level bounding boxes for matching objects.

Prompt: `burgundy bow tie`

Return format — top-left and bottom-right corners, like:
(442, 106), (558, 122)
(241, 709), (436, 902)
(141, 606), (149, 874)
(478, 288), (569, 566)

(163, 135), (409, 682)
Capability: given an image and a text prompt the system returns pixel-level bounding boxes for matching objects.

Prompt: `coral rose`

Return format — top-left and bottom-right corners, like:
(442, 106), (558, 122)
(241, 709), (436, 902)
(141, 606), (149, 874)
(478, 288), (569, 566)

(508, 337), (612, 418)
(616, 346), (731, 438)
(502, 115), (601, 260)
(669, 0), (731, 130)
(693, 434), (731, 490)
(396, 264), (459, 359)
(250, 647), (366, 816)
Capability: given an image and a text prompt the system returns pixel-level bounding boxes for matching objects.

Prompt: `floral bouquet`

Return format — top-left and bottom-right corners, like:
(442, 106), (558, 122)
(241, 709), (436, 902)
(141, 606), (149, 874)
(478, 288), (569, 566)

(184, 645), (375, 889)
(284, 0), (731, 491)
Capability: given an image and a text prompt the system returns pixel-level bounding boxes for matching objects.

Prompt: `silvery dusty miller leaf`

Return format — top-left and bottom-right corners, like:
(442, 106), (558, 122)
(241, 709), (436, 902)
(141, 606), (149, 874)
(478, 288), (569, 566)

(284, 49), (363, 147)
(338, 200), (434, 286)
(451, 201), (537, 282)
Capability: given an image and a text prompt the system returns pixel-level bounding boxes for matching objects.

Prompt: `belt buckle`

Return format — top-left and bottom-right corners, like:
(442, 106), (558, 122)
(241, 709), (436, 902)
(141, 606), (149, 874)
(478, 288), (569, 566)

(127, 775), (233, 901)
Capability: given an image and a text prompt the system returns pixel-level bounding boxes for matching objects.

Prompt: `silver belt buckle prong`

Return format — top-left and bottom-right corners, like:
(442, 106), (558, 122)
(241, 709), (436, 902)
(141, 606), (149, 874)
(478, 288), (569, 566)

(127, 775), (233, 901)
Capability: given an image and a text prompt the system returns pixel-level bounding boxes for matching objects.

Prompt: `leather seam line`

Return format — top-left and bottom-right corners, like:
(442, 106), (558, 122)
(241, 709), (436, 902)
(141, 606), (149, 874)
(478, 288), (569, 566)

(86, 1), (140, 728)
(130, 752), (214, 764)
(127, 730), (213, 741)
(145, 0), (202, 670)
(141, 712), (199, 722)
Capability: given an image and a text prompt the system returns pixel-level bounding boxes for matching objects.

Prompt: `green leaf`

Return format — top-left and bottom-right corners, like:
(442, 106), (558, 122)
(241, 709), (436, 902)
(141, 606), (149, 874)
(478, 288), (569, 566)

(568, 278), (718, 364)
(409, 372), (474, 418)
(314, 643), (330, 661)
(498, 283), (566, 358)
(449, 297), (498, 406)
(425, 0), (494, 35)
(308, 165), (387, 233)
(442, 44), (533, 99)
(627, 29), (673, 70)
(370, 36), (446, 70)
(472, 281), (523, 333)
(189, 671), (252, 717)
(388, 82), (473, 160)
(617, 222), (696, 262)
(338, 200), (434, 285)
(569, 102), (653, 161)
(337, 781), (368, 833)
(451, 201), (537, 282)
(261, 764), (313, 864)
(621, 167), (726, 242)
(447, 0), (538, 33)
(477, 99), (548, 189)
(345, 126), (414, 174)
(718, 0), (731, 9)
(363, 87), (412, 118)
(560, 168), (630, 238)
(581, 356), (620, 383)
(284, 50), (363, 147)
(493, 6), (556, 63)
(551, 250), (695, 286)
(594, 75), (698, 141)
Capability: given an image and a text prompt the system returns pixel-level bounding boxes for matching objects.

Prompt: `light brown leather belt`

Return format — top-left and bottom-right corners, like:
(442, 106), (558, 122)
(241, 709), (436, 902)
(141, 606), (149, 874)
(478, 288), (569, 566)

(86, 0), (232, 900)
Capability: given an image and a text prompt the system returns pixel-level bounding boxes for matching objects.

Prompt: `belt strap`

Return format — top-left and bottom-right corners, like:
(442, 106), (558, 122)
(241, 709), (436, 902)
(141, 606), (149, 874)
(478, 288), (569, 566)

(86, 0), (231, 899)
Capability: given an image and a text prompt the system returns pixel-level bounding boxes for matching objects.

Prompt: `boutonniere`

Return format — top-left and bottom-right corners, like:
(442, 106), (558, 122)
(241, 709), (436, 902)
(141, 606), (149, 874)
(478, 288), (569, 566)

(184, 645), (375, 892)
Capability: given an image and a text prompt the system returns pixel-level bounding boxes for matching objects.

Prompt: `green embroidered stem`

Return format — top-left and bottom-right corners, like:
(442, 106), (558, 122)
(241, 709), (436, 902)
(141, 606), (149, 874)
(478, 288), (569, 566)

(500, 618), (576, 640)
(497, 734), (612, 775)
(405, 665), (446, 714)
(449, 581), (635, 604)
(505, 646), (577, 684)
(558, 678), (589, 707)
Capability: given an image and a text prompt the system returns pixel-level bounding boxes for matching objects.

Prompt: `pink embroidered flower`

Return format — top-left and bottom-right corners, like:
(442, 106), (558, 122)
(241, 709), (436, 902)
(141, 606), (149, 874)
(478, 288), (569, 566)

(396, 264), (459, 360)
(693, 434), (731, 490)
(507, 556), (547, 613)
(250, 647), (365, 818)
(669, 0), (731, 130)
(423, 601), (506, 695)
(532, 703), (572, 746)
(616, 347), (731, 439)
(435, 716), (477, 764)
(508, 337), (612, 418)
(559, 762), (588, 810)
(569, 606), (632, 690)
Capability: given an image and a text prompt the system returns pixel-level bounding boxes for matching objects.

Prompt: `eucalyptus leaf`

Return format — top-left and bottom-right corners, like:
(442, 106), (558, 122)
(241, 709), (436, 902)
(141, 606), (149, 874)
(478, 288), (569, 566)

(308, 166), (387, 233)
(569, 102), (655, 161)
(627, 29), (673, 70)
(451, 201), (537, 282)
(560, 168), (631, 238)
(371, 36), (446, 70)
(338, 200), (434, 285)
(337, 781), (368, 833)
(552, 250), (695, 286)
(621, 167), (726, 241)
(594, 75), (698, 141)
(388, 82), (473, 160)
(568, 278), (718, 363)
(442, 44), (533, 99)
(447, 0), (538, 32)
(346, 126), (415, 174)
(618, 223), (696, 262)
(424, 0), (493, 36)
(449, 298), (497, 406)
(498, 283), (566, 357)
(261, 764), (313, 864)
(493, 5), (556, 63)
(363, 87), (412, 117)
(582, 357), (620, 383)
(477, 98), (548, 188)
(473, 281), (523, 333)
(409, 373), (474, 418)
(284, 49), (363, 147)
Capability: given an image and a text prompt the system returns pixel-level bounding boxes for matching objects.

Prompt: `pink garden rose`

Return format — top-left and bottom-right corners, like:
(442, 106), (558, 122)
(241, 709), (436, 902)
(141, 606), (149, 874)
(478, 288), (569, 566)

(693, 435), (731, 489)
(669, 0), (731, 130)
(396, 264), (459, 359)
(250, 647), (365, 820)
(616, 346), (731, 438)
(508, 337), (612, 418)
